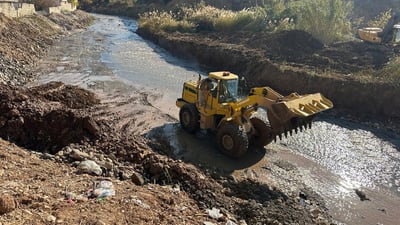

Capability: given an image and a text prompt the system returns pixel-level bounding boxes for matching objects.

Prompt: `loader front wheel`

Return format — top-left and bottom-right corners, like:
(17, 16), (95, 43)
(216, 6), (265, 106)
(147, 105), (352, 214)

(217, 123), (248, 158)
(250, 117), (273, 148)
(179, 104), (200, 133)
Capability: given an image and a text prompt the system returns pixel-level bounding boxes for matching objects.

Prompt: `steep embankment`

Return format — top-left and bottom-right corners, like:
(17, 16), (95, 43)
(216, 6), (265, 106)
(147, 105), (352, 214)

(137, 28), (400, 122)
(0, 10), (94, 86)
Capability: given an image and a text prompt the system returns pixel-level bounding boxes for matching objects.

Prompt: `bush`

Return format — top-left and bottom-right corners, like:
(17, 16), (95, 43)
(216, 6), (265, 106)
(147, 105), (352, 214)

(138, 2), (291, 33)
(291, 0), (353, 45)
(138, 0), (354, 44)
(367, 9), (392, 27)
(138, 10), (195, 33)
(213, 9), (259, 32)
(376, 56), (400, 84)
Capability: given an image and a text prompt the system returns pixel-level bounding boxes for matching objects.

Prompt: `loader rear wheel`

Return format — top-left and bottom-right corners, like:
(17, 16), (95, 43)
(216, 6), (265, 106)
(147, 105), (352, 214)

(217, 123), (248, 158)
(250, 116), (273, 148)
(179, 104), (200, 134)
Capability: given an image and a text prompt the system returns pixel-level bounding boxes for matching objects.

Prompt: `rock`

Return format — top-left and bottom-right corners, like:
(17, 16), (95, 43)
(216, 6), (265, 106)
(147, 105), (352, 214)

(226, 220), (238, 225)
(203, 222), (217, 225)
(310, 208), (321, 218)
(83, 117), (100, 135)
(41, 153), (55, 160)
(69, 149), (90, 161)
(0, 195), (16, 215)
(77, 160), (102, 176)
(61, 146), (73, 155)
(148, 162), (164, 175)
(46, 215), (56, 223)
(355, 189), (370, 201)
(7, 109), (20, 117)
(108, 153), (117, 161)
(132, 198), (150, 209)
(238, 220), (247, 225)
(118, 170), (132, 181)
(55, 150), (65, 157)
(206, 207), (223, 220)
(97, 160), (113, 170)
(95, 219), (107, 225)
(131, 171), (145, 186)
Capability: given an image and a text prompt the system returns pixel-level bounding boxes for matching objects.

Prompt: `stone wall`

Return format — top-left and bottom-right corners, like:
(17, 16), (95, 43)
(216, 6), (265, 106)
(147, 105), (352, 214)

(0, 2), (35, 18)
(47, 2), (76, 14)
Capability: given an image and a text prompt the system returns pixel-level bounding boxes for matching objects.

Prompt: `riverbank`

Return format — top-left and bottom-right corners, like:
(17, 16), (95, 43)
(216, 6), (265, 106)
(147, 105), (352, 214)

(0, 10), (94, 86)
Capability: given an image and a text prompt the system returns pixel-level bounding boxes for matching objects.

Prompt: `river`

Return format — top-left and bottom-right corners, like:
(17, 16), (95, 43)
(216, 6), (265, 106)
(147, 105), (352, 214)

(31, 14), (400, 225)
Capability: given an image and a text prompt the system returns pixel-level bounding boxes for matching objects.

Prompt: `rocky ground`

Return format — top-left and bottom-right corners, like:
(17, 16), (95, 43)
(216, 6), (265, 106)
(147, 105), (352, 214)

(0, 11), (334, 225)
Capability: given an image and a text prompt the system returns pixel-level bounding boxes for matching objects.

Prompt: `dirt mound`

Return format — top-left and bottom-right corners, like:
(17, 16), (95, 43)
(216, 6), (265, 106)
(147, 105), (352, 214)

(91, 136), (330, 225)
(48, 10), (94, 30)
(181, 29), (396, 74)
(307, 41), (394, 73)
(29, 81), (100, 109)
(0, 80), (333, 224)
(0, 82), (100, 153)
(246, 30), (324, 61)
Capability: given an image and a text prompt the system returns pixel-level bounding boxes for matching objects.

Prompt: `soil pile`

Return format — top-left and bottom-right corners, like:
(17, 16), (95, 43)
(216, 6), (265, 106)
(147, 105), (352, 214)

(197, 30), (397, 74)
(0, 82), (100, 153)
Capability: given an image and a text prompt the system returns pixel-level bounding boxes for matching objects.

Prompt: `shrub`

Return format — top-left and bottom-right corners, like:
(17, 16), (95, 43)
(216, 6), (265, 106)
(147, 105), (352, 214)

(138, 0), (353, 44)
(213, 9), (257, 32)
(291, 0), (353, 45)
(367, 9), (392, 28)
(376, 56), (400, 84)
(138, 10), (195, 33)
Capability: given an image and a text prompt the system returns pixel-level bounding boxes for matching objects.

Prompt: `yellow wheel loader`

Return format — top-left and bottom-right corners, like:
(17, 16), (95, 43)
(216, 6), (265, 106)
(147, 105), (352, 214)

(176, 71), (333, 158)
(357, 12), (400, 44)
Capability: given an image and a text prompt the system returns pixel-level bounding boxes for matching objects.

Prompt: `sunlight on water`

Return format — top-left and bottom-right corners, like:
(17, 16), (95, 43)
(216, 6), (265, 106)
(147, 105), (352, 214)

(279, 119), (400, 194)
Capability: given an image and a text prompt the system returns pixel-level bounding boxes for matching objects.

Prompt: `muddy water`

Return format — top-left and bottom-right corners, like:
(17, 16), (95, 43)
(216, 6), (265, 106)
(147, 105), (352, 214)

(31, 14), (400, 225)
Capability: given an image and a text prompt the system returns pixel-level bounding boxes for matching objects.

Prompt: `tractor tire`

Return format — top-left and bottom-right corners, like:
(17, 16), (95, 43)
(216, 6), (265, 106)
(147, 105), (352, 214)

(179, 103), (200, 134)
(217, 123), (248, 158)
(250, 116), (274, 148)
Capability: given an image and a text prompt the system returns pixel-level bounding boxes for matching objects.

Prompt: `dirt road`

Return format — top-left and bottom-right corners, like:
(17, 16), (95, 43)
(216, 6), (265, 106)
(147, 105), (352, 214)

(1, 13), (399, 224)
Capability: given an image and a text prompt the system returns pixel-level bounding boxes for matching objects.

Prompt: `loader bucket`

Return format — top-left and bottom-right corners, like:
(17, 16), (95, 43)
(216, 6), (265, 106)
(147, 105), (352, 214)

(284, 93), (333, 116)
(268, 93), (333, 139)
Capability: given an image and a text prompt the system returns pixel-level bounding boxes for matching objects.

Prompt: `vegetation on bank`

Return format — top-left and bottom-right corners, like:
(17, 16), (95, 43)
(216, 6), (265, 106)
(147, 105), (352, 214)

(137, 1), (399, 84)
(138, 0), (355, 45)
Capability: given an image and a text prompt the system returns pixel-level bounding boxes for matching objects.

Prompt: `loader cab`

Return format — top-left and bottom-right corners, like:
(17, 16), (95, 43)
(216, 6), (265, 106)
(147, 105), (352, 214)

(208, 71), (239, 103)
